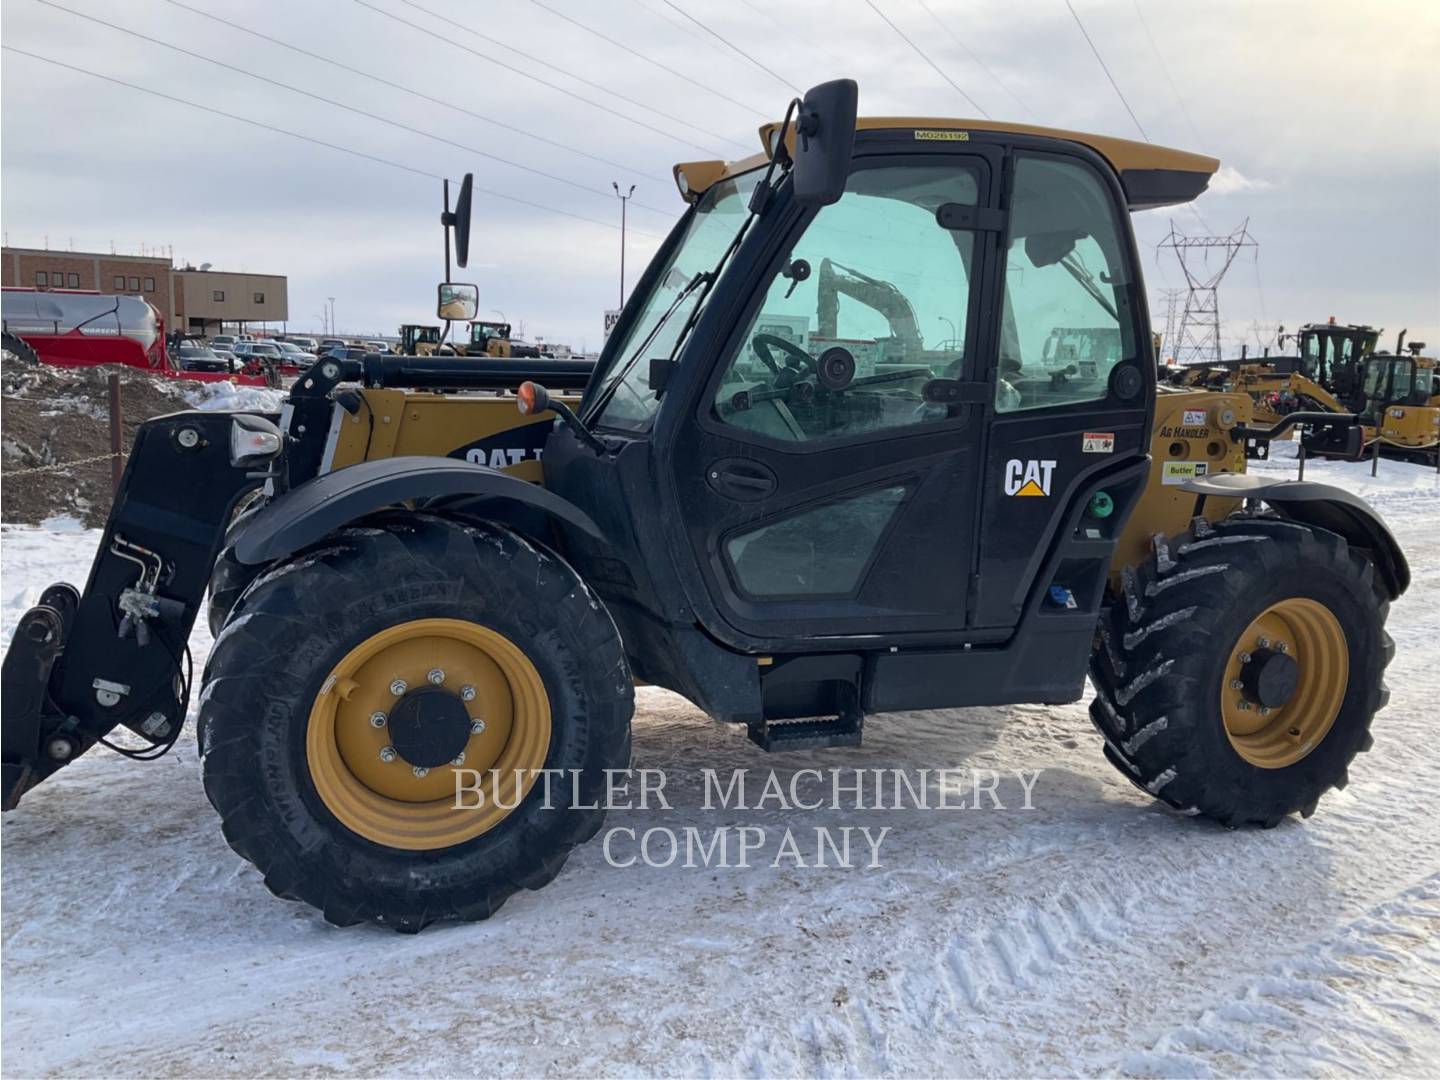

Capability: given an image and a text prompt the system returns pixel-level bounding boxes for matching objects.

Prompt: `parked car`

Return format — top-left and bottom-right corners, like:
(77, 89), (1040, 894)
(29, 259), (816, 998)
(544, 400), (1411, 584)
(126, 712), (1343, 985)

(280, 336), (319, 352)
(319, 338), (346, 353)
(364, 340), (392, 354)
(210, 334), (238, 350)
(232, 340), (284, 369)
(176, 345), (231, 373)
(272, 339), (315, 369)
(319, 346), (376, 363)
(211, 346), (239, 366)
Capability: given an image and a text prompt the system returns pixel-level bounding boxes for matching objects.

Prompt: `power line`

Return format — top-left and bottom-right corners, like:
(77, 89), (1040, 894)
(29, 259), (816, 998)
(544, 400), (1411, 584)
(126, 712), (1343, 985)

(628, 0), (745, 68)
(1130, 0), (1204, 147)
(661, 2), (803, 94)
(1, 45), (660, 239)
(36, 0), (677, 219)
(1123, 0), (1211, 235)
(735, 0), (854, 76)
(525, 0), (769, 119)
(915, 0), (1031, 117)
(1061, 0), (1149, 142)
(381, 0), (750, 154)
(862, 0), (990, 118)
(163, 0), (666, 184)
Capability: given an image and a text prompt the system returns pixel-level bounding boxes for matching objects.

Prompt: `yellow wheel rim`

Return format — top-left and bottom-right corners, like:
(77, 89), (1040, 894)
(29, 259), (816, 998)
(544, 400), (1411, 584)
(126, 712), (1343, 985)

(306, 618), (551, 850)
(1220, 598), (1348, 769)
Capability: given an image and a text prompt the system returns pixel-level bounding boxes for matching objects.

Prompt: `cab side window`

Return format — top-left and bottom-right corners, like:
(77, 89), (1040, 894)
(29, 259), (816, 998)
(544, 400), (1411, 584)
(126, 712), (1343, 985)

(713, 162), (981, 443)
(996, 156), (1135, 412)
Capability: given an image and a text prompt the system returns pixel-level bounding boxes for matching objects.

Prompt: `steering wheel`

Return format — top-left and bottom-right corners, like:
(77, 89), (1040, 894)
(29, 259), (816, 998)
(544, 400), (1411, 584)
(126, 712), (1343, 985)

(751, 333), (818, 379)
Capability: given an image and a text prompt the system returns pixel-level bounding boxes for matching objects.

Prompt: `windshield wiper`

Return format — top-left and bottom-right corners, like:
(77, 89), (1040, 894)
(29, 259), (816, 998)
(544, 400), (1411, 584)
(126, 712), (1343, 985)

(586, 103), (797, 424)
(1059, 254), (1119, 321)
(585, 269), (711, 422)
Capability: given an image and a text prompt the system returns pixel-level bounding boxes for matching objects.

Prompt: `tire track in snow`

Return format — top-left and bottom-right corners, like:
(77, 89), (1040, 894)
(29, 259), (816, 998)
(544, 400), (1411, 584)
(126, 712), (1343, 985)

(1111, 874), (1440, 1077)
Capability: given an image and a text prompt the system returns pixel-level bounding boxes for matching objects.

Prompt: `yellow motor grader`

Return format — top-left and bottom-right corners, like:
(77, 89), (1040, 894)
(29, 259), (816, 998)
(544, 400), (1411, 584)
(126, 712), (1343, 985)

(2, 82), (1407, 932)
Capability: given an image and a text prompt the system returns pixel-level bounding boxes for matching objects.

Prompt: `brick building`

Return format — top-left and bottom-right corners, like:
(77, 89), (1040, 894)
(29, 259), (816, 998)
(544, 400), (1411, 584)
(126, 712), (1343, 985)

(2, 246), (289, 335)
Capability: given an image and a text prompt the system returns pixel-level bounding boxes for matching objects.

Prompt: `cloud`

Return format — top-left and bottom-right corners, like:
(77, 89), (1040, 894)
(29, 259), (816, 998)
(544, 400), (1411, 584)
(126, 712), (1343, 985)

(1207, 166), (1277, 195)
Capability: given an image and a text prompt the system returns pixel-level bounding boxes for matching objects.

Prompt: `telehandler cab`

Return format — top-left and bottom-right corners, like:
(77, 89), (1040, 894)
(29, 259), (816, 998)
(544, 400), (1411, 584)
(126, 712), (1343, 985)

(2, 81), (1408, 931)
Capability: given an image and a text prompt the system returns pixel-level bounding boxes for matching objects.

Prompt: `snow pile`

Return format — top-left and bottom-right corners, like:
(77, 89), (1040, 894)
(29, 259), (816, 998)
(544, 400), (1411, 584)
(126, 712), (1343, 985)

(1, 452), (1437, 1076)
(182, 380), (286, 413)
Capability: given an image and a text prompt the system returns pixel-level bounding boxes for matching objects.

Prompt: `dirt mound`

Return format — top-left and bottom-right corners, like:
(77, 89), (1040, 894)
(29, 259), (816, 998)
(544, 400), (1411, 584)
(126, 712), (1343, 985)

(3, 363), (209, 527)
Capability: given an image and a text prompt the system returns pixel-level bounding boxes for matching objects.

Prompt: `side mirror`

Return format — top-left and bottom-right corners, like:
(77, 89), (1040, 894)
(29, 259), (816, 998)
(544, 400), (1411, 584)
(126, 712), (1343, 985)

(437, 282), (478, 322)
(441, 173), (474, 269)
(790, 79), (858, 208)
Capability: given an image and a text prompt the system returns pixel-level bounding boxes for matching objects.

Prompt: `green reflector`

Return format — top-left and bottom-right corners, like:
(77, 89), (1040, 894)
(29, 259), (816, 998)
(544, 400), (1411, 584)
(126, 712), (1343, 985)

(1089, 491), (1115, 518)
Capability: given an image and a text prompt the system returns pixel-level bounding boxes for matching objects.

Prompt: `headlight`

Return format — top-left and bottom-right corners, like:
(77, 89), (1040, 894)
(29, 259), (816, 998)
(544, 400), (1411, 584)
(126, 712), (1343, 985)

(230, 414), (284, 467)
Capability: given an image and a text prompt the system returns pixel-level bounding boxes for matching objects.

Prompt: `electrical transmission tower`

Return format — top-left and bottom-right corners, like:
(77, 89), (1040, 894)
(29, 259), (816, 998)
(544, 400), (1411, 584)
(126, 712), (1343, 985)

(1155, 288), (1183, 363)
(1159, 220), (1258, 364)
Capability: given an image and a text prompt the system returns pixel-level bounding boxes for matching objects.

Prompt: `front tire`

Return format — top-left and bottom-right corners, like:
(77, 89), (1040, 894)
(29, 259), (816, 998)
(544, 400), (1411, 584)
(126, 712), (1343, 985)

(1091, 514), (1392, 826)
(2, 331), (40, 366)
(199, 514), (634, 930)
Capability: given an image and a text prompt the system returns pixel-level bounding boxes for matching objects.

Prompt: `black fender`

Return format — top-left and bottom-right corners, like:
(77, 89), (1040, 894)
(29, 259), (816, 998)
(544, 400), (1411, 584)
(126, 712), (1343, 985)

(1181, 473), (1409, 598)
(233, 456), (604, 565)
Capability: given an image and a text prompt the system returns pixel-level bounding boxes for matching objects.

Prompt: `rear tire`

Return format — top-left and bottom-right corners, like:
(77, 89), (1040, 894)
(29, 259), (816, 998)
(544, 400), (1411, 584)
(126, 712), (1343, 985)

(1090, 514), (1391, 826)
(199, 514), (634, 930)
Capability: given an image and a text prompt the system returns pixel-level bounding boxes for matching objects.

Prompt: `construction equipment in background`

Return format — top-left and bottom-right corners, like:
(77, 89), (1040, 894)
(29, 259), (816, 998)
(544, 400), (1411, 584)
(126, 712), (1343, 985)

(463, 319), (542, 359)
(2, 85), (1408, 933)
(1283, 318), (1379, 405)
(1320, 331), (1439, 464)
(398, 323), (444, 357)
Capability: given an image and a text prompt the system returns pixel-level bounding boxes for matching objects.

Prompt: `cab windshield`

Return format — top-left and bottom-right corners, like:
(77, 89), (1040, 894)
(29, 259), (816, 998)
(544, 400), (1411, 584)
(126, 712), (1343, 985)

(590, 168), (763, 431)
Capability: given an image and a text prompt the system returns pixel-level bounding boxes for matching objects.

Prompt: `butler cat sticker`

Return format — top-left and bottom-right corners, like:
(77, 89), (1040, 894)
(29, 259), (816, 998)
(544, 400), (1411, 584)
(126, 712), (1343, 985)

(1161, 461), (1208, 485)
(1004, 459), (1056, 496)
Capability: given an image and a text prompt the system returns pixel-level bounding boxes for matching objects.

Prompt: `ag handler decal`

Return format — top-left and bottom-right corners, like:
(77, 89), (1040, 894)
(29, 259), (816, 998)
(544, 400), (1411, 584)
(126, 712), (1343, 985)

(1004, 459), (1056, 497)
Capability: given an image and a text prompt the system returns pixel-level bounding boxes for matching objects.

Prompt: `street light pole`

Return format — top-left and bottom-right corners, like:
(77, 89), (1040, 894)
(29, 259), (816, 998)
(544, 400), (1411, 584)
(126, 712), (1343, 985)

(327, 296), (336, 337)
(612, 181), (635, 308)
(937, 316), (957, 348)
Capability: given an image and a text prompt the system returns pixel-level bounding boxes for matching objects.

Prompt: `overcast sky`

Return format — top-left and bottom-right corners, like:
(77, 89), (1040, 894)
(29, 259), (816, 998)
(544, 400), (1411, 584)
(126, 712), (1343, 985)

(3, 0), (1437, 352)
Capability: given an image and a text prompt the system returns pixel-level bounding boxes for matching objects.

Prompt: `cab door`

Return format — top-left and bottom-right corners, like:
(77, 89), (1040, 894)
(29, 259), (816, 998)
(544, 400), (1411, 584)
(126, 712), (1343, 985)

(661, 149), (1002, 648)
(969, 149), (1154, 628)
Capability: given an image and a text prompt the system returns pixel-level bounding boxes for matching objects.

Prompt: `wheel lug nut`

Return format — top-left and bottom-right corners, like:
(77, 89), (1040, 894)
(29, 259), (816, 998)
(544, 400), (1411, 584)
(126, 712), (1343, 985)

(427, 668), (445, 686)
(460, 685), (476, 702)
(1230, 679), (1243, 690)
(412, 765), (429, 778)
(471, 718), (486, 735)
(451, 752), (466, 767)
(1259, 706), (1271, 717)
(1277, 642), (1289, 654)
(390, 680), (407, 696)
(1237, 700), (1251, 711)
(1257, 636), (1270, 648)
(1238, 651), (1252, 664)
(379, 746), (397, 763)
(370, 711), (387, 728)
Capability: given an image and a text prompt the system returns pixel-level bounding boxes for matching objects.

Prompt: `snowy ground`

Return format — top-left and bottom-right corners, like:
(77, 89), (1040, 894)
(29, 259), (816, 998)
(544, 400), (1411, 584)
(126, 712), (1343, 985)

(1, 447), (1437, 1077)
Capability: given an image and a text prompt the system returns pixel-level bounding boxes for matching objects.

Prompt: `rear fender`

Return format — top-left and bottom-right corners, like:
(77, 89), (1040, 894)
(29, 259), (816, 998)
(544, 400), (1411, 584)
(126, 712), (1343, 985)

(232, 456), (605, 565)
(1180, 473), (1409, 598)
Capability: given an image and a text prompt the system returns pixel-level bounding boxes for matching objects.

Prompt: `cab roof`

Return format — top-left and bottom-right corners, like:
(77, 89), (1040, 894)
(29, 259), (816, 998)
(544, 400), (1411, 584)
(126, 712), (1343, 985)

(674, 117), (1219, 212)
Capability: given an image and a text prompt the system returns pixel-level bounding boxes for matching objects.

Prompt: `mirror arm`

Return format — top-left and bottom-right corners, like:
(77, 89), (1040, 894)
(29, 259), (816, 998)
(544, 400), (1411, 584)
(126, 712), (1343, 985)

(750, 97), (801, 216)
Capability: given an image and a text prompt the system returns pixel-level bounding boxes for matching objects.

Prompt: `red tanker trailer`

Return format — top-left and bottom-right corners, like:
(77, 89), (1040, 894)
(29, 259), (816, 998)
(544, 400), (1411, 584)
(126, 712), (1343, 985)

(1, 288), (270, 385)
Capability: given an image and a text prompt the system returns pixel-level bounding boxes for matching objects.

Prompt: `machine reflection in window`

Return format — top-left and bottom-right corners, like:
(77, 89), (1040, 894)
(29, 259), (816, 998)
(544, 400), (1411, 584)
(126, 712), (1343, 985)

(725, 486), (907, 598)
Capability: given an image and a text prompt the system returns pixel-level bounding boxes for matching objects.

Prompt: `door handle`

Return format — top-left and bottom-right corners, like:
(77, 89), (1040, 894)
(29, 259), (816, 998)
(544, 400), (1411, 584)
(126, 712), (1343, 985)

(706, 458), (778, 501)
